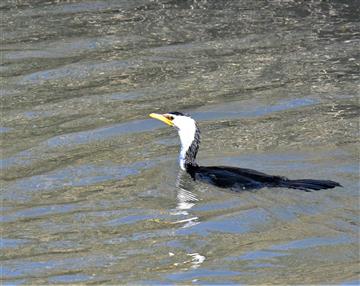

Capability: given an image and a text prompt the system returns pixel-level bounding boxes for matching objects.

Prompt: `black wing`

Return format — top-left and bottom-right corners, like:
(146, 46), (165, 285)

(186, 165), (341, 191)
(187, 165), (284, 190)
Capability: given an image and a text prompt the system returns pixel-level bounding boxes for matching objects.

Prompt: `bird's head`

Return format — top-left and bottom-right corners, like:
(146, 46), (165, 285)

(149, 111), (195, 131)
(149, 111), (200, 170)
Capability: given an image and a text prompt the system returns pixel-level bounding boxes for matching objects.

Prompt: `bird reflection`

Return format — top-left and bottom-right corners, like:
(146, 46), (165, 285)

(170, 171), (200, 228)
(187, 253), (206, 269)
(167, 171), (207, 270)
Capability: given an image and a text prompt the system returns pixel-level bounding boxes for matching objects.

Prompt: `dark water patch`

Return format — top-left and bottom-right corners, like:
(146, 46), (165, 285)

(2, 161), (152, 203)
(192, 97), (318, 122)
(1, 150), (33, 170)
(105, 213), (162, 227)
(38, 119), (157, 148)
(0, 127), (12, 133)
(0, 238), (31, 249)
(22, 110), (53, 119)
(234, 250), (288, 261)
(1, 203), (77, 223)
(176, 208), (271, 236)
(18, 60), (138, 85)
(1, 254), (116, 279)
(109, 91), (144, 101)
(0, 119), (159, 170)
(212, 149), (351, 176)
(48, 273), (93, 284)
(341, 279), (360, 286)
(2, 0), (147, 17)
(166, 269), (242, 283)
(193, 198), (248, 212)
(3, 35), (132, 60)
(269, 235), (355, 251)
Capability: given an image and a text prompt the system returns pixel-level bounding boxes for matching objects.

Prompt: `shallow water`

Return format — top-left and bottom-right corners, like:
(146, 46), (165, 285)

(1, 0), (359, 284)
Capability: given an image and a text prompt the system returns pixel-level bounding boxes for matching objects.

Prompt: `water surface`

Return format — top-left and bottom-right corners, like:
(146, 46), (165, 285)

(1, 0), (359, 284)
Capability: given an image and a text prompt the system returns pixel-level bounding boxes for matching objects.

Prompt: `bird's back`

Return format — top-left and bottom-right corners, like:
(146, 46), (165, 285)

(186, 165), (340, 191)
(186, 165), (283, 190)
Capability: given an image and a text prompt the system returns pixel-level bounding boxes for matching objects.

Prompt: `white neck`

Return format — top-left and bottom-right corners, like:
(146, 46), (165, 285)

(178, 124), (196, 171)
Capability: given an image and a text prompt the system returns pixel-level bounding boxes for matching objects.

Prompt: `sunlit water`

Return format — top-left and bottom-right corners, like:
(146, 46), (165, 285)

(1, 0), (359, 284)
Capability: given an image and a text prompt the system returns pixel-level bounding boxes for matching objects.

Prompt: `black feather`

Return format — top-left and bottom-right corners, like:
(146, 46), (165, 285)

(184, 123), (201, 168)
(186, 165), (341, 191)
(168, 111), (186, 116)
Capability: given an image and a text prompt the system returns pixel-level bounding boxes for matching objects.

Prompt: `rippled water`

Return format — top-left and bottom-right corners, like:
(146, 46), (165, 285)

(1, 0), (359, 284)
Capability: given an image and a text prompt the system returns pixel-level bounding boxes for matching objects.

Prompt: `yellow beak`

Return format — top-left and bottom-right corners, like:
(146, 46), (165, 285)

(149, 113), (174, 126)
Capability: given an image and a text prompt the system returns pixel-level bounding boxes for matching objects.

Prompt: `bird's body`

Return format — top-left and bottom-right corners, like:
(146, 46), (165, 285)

(187, 165), (340, 192)
(149, 112), (341, 192)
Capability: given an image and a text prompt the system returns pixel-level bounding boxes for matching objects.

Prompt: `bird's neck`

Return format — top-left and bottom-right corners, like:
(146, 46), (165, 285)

(178, 124), (200, 171)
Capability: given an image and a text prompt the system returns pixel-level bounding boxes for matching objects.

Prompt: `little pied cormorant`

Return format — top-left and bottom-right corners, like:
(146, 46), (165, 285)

(149, 112), (341, 192)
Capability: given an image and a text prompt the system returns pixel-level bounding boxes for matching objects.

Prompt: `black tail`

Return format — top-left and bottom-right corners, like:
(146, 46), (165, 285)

(279, 179), (342, 192)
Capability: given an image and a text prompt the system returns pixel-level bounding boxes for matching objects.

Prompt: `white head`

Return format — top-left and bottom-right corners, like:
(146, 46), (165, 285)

(149, 112), (200, 170)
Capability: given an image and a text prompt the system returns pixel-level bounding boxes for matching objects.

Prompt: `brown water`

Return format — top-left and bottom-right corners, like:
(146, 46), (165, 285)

(1, 0), (359, 284)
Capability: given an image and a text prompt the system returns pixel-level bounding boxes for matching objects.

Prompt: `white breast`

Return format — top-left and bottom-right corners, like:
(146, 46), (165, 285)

(173, 117), (197, 170)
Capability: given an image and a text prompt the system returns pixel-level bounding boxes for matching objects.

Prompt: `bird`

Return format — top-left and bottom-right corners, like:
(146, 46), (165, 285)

(149, 112), (341, 192)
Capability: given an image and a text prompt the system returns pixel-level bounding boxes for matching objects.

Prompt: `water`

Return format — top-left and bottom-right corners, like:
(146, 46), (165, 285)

(1, 0), (359, 284)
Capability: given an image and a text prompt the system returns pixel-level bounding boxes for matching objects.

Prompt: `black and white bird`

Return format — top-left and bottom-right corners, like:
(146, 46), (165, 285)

(149, 112), (341, 192)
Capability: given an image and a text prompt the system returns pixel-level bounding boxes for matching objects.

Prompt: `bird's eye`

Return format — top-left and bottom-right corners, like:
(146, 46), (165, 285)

(166, 115), (174, 120)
